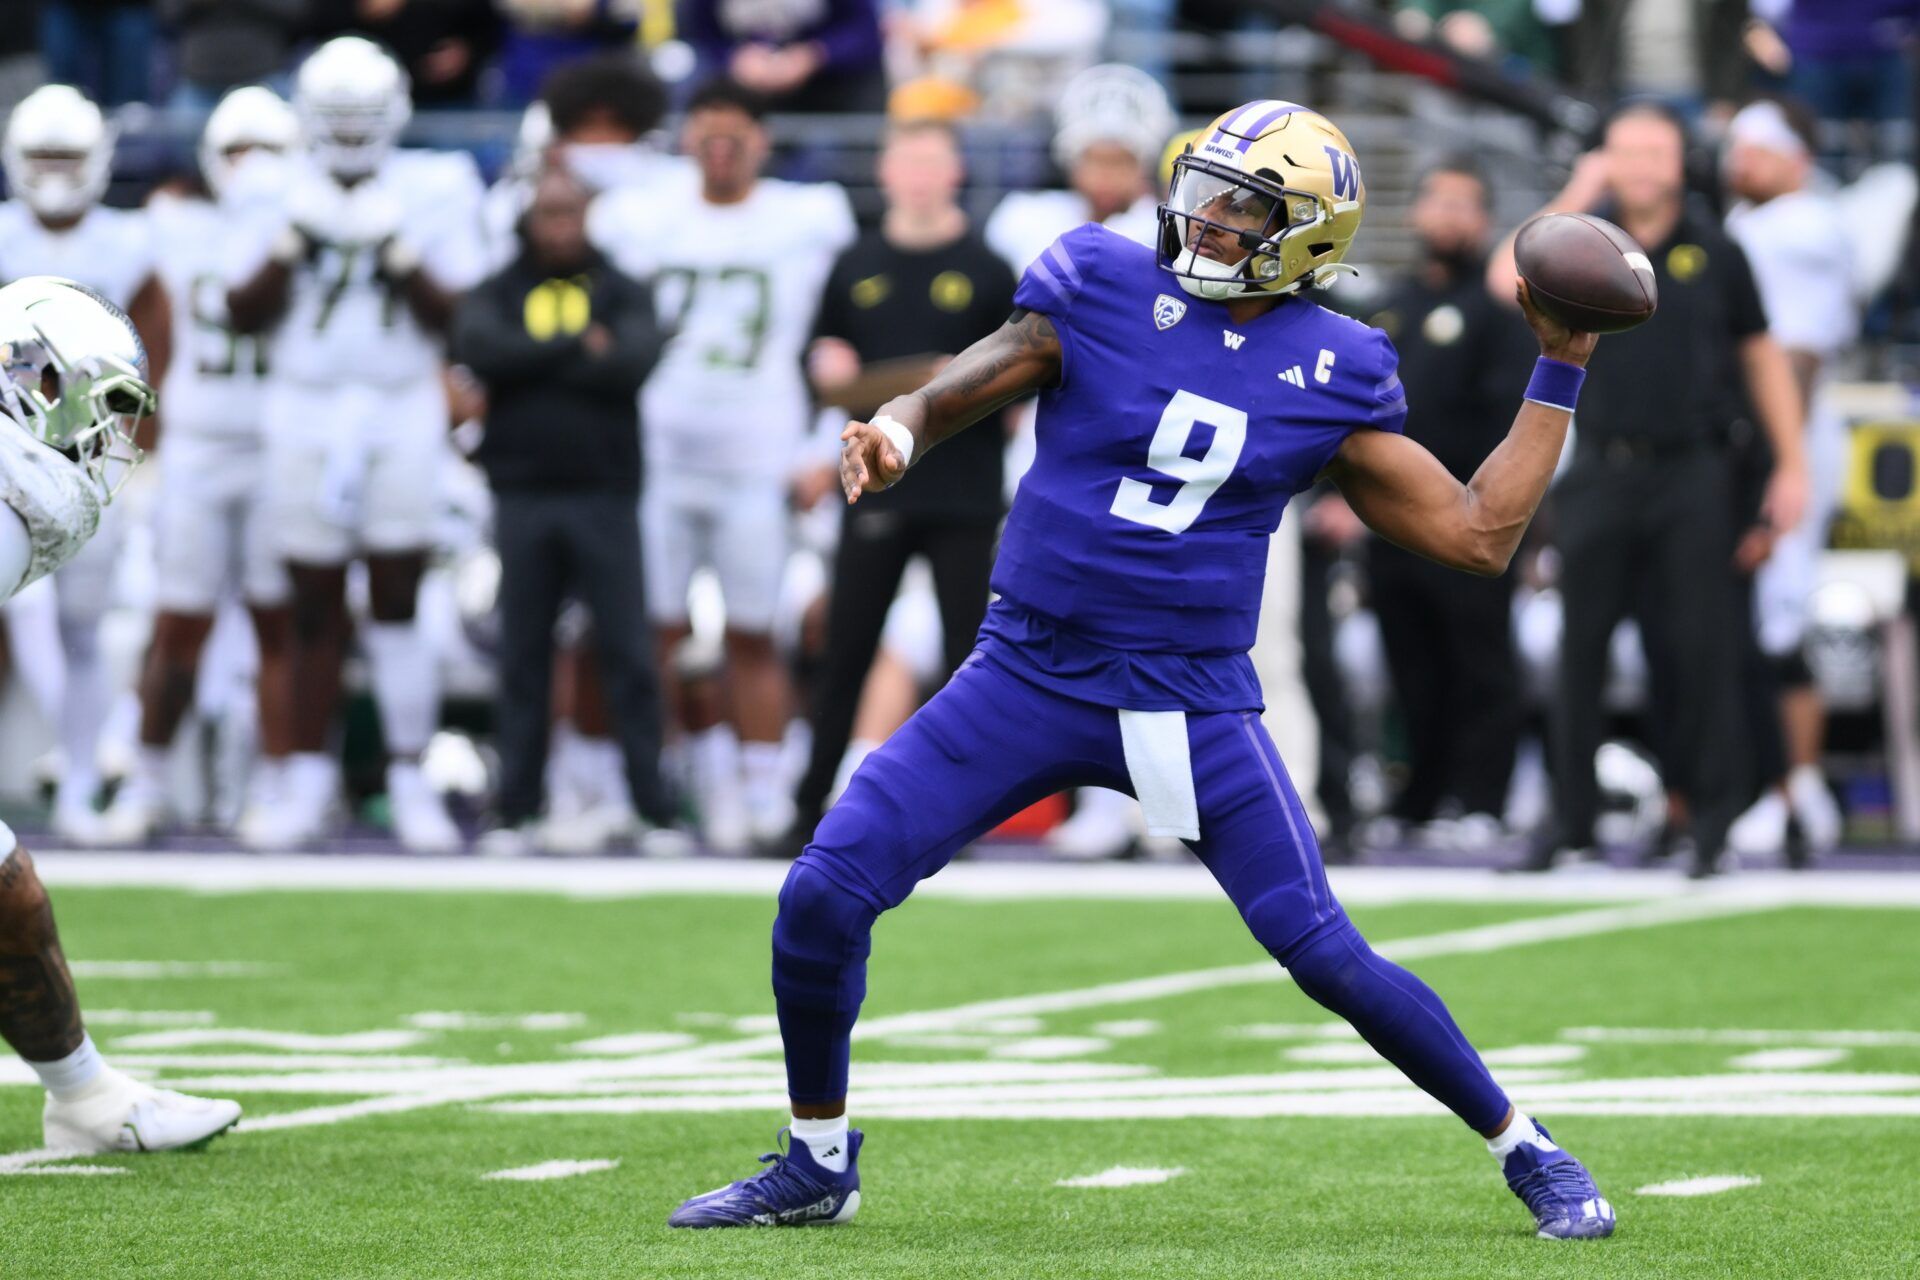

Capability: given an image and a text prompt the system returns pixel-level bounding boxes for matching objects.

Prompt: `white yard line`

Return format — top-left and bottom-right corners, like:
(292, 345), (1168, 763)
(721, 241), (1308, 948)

(1636, 1175), (1763, 1196)
(109, 1029), (428, 1052)
(0, 1148), (127, 1176)
(481, 1158), (619, 1182)
(32, 852), (1920, 907)
(1565, 1027), (1920, 1049)
(1056, 1166), (1186, 1188)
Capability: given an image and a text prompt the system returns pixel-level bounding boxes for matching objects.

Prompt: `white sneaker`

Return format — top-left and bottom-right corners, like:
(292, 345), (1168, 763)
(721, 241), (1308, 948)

(1729, 791), (1788, 859)
(538, 803), (634, 856)
(475, 822), (539, 859)
(387, 761), (462, 854)
(51, 786), (104, 847)
(240, 754), (334, 850)
(745, 790), (797, 847)
(1046, 788), (1135, 860)
(701, 793), (751, 855)
(232, 757), (286, 849)
(43, 1068), (241, 1154)
(1787, 765), (1842, 853)
(636, 821), (695, 859)
(96, 773), (165, 847)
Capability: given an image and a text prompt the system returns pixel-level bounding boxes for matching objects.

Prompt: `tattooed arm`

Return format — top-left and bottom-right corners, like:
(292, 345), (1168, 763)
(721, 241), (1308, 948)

(0, 845), (84, 1063)
(839, 308), (1062, 503)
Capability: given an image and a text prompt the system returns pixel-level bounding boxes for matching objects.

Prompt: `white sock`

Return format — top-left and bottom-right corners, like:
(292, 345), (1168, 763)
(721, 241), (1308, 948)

(689, 726), (740, 797)
(790, 1114), (850, 1173)
(58, 614), (108, 805)
(741, 741), (785, 809)
(29, 1033), (105, 1101)
(135, 744), (169, 790)
(578, 735), (629, 811)
(362, 622), (440, 758)
(1486, 1111), (1554, 1162)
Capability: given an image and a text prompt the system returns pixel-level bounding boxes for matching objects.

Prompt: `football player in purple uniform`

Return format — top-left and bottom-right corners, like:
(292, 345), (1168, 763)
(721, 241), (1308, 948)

(670, 101), (1614, 1240)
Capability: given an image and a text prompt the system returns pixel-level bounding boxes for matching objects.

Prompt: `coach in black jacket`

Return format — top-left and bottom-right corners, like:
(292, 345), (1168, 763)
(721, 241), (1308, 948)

(454, 166), (672, 839)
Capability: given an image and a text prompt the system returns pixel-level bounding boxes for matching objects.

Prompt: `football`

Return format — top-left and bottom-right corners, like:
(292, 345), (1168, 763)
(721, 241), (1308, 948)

(1513, 211), (1659, 333)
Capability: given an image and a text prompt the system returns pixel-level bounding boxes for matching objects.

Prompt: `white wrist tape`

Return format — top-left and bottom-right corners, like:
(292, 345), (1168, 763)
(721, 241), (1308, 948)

(872, 415), (914, 469)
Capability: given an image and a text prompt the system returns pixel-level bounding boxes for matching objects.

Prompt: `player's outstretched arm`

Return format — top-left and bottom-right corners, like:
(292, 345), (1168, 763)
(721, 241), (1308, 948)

(839, 308), (1061, 502)
(1324, 282), (1598, 576)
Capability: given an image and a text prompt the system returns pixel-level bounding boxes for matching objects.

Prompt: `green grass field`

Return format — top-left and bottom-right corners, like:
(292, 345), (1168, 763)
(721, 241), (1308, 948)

(3, 871), (1917, 1279)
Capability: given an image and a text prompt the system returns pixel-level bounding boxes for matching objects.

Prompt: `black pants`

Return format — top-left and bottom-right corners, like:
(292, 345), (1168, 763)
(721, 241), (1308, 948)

(1550, 450), (1745, 851)
(795, 507), (997, 817)
(1371, 542), (1519, 820)
(493, 489), (669, 825)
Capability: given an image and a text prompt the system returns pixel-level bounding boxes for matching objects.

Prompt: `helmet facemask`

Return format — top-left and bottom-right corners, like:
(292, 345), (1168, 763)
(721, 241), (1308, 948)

(13, 147), (109, 221)
(0, 324), (152, 503)
(1158, 154), (1334, 301)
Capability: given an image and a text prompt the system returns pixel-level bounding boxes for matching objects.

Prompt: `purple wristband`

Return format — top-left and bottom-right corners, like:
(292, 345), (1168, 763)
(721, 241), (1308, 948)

(1525, 356), (1586, 412)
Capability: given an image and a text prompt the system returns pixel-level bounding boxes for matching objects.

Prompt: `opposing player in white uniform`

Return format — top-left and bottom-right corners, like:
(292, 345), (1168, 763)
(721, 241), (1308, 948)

(0, 276), (240, 1152)
(593, 78), (854, 850)
(0, 84), (171, 844)
(1722, 98), (1854, 859)
(226, 37), (487, 851)
(983, 63), (1169, 273)
(97, 89), (301, 846)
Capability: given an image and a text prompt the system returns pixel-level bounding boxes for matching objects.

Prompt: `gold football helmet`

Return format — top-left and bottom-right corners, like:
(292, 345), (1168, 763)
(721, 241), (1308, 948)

(1158, 100), (1367, 301)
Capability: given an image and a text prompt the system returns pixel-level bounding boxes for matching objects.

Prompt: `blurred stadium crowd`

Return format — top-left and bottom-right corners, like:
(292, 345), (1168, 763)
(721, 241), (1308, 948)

(0, 0), (1914, 875)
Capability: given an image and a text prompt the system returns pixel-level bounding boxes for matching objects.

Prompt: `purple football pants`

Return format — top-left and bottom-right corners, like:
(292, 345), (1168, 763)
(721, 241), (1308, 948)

(772, 652), (1511, 1132)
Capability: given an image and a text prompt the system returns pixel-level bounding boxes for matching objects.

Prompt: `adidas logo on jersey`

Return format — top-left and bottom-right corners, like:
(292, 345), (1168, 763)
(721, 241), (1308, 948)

(1222, 330), (1246, 350)
(1278, 365), (1307, 387)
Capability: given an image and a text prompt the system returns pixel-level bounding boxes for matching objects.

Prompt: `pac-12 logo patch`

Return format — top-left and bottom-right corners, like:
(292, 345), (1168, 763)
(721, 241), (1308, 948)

(1153, 293), (1187, 331)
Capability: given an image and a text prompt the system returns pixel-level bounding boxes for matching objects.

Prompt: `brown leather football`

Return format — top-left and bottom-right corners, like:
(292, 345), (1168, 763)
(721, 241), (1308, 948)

(1513, 212), (1658, 334)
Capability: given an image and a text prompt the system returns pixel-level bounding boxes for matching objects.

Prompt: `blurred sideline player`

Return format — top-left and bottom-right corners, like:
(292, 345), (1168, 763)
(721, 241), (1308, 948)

(227, 37), (487, 851)
(0, 84), (171, 844)
(1722, 98), (1851, 859)
(671, 101), (1617, 1240)
(97, 88), (300, 847)
(986, 64), (1180, 858)
(593, 79), (855, 851)
(0, 276), (239, 1151)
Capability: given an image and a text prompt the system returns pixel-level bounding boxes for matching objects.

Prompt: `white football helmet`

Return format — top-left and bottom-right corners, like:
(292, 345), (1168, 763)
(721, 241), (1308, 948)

(200, 85), (298, 197)
(1052, 64), (1176, 172)
(294, 36), (411, 179)
(2, 84), (113, 221)
(0, 276), (153, 501)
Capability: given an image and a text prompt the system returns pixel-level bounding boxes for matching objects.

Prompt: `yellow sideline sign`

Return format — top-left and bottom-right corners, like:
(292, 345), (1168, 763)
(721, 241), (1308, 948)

(1833, 420), (1920, 572)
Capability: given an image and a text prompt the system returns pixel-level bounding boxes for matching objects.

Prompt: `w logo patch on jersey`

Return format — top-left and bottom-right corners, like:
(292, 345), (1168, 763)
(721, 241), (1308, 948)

(1153, 294), (1187, 331)
(1324, 145), (1361, 203)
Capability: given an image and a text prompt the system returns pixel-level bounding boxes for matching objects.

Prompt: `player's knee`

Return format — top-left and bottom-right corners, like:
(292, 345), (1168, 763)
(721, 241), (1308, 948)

(1271, 913), (1374, 1010)
(771, 859), (877, 1013)
(365, 567), (422, 623)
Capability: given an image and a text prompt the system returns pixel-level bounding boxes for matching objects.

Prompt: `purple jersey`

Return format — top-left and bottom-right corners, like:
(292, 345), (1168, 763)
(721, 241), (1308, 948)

(978, 223), (1407, 712)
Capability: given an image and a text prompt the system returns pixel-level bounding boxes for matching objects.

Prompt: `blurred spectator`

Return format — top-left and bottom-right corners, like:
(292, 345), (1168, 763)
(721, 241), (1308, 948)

(681, 0), (886, 112)
(1721, 97), (1854, 860)
(889, 0), (1108, 123)
(160, 0), (306, 110)
(788, 118), (1014, 846)
(492, 0), (638, 106)
(1489, 101), (1807, 878)
(310, 0), (502, 105)
(1394, 1), (1559, 77)
(1556, 0), (1754, 117)
(40, 0), (155, 106)
(1357, 158), (1535, 851)
(454, 165), (674, 853)
(1757, 0), (1918, 166)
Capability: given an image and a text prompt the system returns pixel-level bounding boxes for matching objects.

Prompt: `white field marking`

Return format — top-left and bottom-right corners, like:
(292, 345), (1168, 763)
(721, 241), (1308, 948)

(1232, 1022), (1362, 1040)
(566, 1033), (698, 1056)
(987, 1036), (1112, 1060)
(1636, 1175), (1763, 1197)
(1565, 1027), (1920, 1049)
(1056, 1166), (1186, 1188)
(1281, 1044), (1588, 1068)
(730, 1015), (780, 1033)
(236, 1092), (492, 1133)
(109, 1029), (427, 1052)
(649, 895), (1781, 1070)
(674, 1012), (733, 1027)
(83, 1009), (216, 1027)
(0, 1149), (127, 1177)
(482, 1158), (620, 1182)
(34, 851), (1920, 907)
(1284, 1043), (1384, 1064)
(68, 961), (275, 979)
(408, 1012), (586, 1032)
(1092, 1019), (1162, 1038)
(111, 1054), (451, 1073)
(1729, 1048), (1851, 1070)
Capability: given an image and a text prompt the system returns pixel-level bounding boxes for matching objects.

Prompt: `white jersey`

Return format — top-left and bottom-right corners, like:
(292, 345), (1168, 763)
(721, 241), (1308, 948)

(593, 177), (855, 480)
(0, 201), (155, 308)
(0, 412), (98, 594)
(229, 149), (487, 387)
(984, 189), (1159, 274)
(1725, 188), (1857, 358)
(149, 192), (269, 438)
